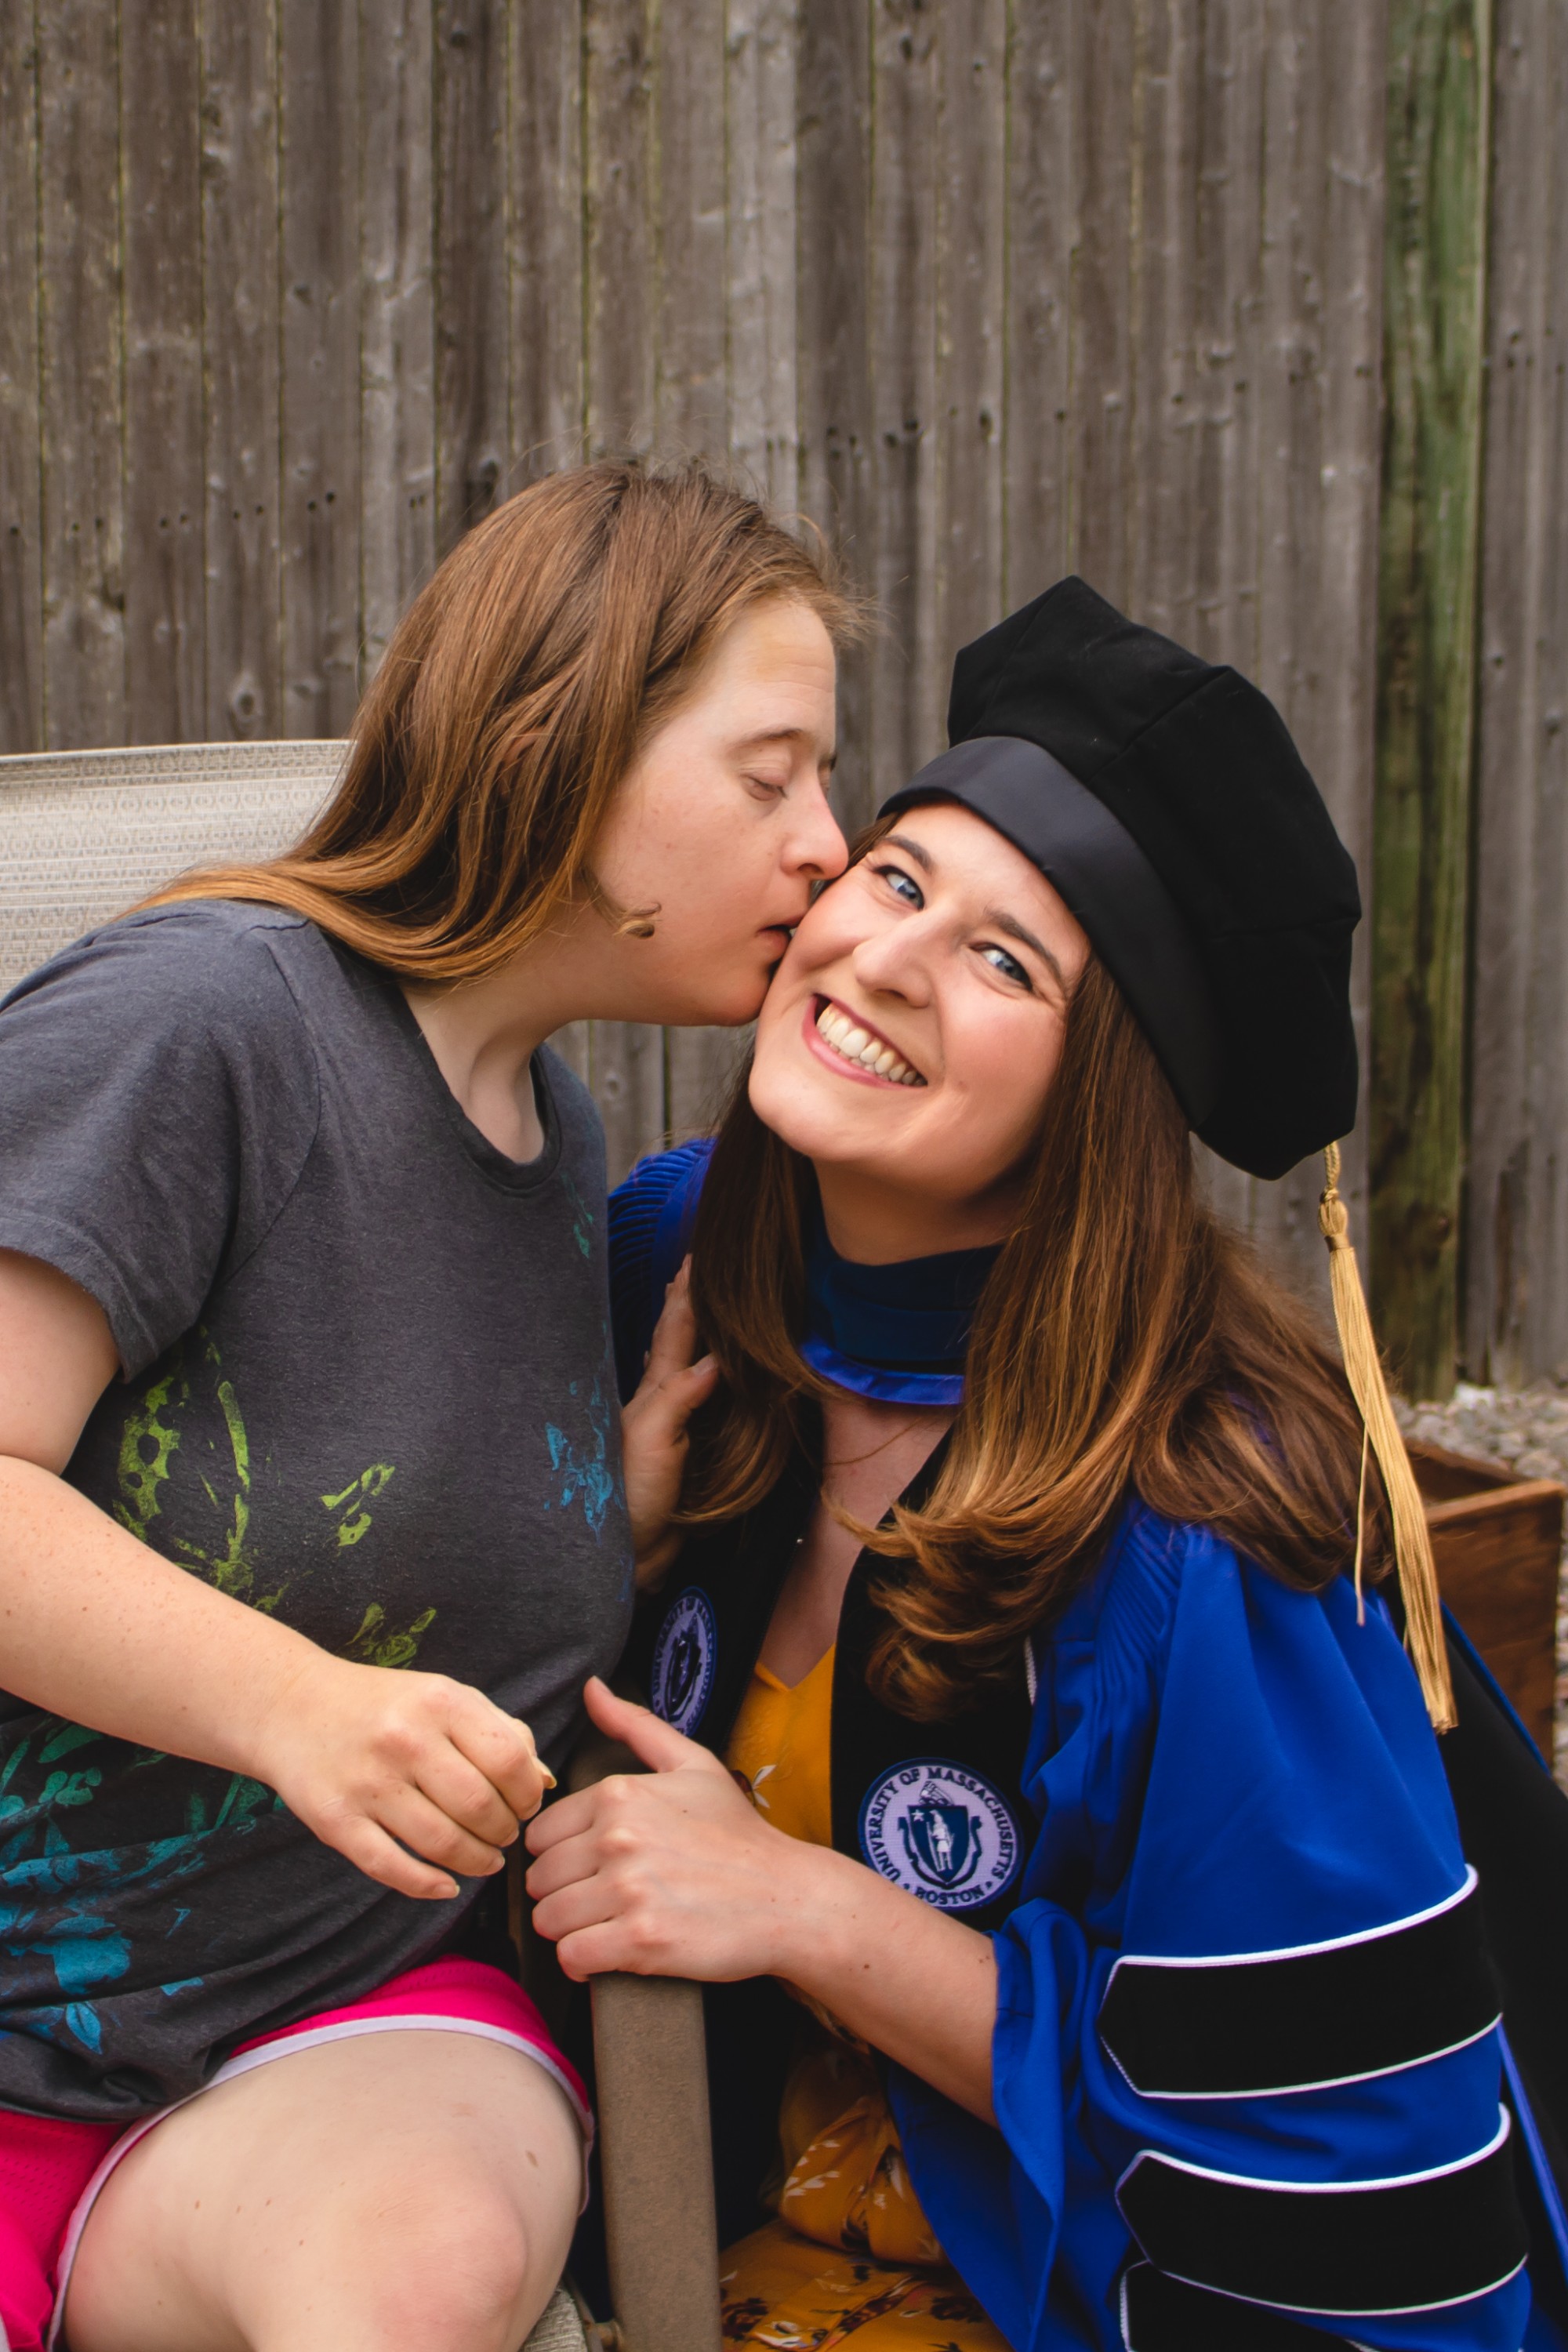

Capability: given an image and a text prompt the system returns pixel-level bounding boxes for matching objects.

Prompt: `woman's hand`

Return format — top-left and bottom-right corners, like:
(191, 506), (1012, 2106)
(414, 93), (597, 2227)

(524, 1679), (809, 1979)
(525, 1679), (1000, 2121)
(620, 1261), (718, 1591)
(255, 1651), (554, 1903)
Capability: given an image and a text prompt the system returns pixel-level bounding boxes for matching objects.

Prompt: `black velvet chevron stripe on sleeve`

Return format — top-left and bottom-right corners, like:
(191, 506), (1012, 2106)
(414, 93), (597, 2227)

(1098, 1873), (1497, 2099)
(1116, 2123), (1528, 2317)
(1118, 2265), (1360, 2350)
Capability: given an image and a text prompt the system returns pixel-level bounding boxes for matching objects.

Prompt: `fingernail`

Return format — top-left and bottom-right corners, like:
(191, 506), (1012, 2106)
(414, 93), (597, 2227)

(539, 1766), (557, 1790)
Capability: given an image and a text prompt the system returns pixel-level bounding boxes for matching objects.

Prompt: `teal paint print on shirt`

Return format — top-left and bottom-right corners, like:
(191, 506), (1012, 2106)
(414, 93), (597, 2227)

(544, 1380), (621, 1538)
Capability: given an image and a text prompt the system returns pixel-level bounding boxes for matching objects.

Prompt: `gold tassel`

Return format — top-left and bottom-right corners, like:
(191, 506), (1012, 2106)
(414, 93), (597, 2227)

(1319, 1143), (1456, 1733)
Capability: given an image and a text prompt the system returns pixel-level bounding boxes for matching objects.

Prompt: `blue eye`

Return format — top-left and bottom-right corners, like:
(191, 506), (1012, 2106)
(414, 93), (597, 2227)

(873, 863), (924, 908)
(981, 944), (1032, 988)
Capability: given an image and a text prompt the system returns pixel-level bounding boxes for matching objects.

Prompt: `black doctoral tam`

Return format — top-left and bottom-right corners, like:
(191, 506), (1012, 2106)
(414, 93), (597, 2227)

(880, 576), (1361, 1180)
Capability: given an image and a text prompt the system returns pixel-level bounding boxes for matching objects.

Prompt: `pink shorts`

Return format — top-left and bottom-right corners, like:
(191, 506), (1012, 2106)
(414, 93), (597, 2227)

(0, 1955), (590, 2352)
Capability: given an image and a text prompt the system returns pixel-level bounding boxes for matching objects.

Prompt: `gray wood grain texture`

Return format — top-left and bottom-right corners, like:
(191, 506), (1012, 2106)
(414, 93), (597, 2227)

(584, 0), (655, 463)
(796, 0), (873, 832)
(38, 0), (124, 749)
(868, 0), (942, 808)
(434, 0), (509, 554)
(658, 0), (724, 458)
(121, 0), (204, 748)
(1002, 0), (1073, 611)
(1467, 0), (1568, 1381)
(726, 0), (797, 507)
(510, 0), (585, 483)
(1245, 0), (1388, 1301)
(1069, 0), (1134, 605)
(1169, 3), (1386, 1316)
(281, 0), (361, 739)
(583, 0), (662, 1160)
(658, 0), (739, 1135)
(201, 0), (282, 739)
(0, 0), (42, 753)
(2, 0), (1558, 1364)
(936, 0), (1007, 666)
(359, 0), (437, 679)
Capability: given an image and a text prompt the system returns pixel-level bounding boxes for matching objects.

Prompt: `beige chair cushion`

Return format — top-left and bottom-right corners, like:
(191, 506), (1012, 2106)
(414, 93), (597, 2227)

(523, 2285), (592, 2351)
(0, 741), (346, 993)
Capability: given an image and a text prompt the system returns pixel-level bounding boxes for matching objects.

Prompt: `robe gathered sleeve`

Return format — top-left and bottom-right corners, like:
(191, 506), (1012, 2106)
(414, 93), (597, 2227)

(891, 1504), (1535, 2352)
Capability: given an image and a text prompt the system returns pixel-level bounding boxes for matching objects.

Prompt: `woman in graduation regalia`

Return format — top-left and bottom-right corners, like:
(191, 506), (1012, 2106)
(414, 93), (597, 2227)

(526, 579), (1566, 2350)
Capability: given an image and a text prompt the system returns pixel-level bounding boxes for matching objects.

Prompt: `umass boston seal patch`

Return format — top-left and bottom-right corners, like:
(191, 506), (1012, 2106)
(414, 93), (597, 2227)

(650, 1588), (717, 1733)
(859, 1759), (1021, 1911)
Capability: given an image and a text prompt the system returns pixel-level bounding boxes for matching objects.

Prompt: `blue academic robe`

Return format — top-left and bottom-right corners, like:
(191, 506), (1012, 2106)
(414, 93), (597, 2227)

(891, 1501), (1540, 2349)
(610, 1143), (1561, 2350)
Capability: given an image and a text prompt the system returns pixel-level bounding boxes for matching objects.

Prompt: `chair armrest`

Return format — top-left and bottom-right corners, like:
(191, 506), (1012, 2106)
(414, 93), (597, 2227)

(568, 1729), (722, 2352)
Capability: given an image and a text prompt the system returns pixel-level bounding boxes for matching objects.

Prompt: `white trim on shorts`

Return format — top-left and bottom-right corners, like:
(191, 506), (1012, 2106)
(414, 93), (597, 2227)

(45, 2011), (591, 2350)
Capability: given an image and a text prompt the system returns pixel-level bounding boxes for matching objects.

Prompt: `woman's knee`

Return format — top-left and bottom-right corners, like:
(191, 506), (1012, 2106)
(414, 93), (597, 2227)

(347, 2179), (547, 2350)
(67, 2040), (584, 2352)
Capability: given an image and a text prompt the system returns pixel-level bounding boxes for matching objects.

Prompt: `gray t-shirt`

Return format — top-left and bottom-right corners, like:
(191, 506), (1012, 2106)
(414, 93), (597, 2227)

(0, 901), (631, 2118)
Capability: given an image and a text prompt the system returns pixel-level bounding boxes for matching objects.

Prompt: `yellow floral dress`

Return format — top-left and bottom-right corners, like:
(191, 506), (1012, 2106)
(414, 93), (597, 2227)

(720, 1653), (1007, 2350)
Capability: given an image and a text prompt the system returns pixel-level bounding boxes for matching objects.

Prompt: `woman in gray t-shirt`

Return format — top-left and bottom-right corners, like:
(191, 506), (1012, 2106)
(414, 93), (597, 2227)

(0, 464), (854, 2352)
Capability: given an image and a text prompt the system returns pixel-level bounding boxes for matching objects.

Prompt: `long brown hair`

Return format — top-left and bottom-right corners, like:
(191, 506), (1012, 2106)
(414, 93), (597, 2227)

(683, 953), (1385, 1721)
(145, 463), (859, 978)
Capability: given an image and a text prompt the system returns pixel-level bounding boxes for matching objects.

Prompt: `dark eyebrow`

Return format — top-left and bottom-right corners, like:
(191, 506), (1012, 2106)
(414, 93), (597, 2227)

(736, 726), (838, 772)
(986, 906), (1067, 989)
(885, 830), (1067, 986)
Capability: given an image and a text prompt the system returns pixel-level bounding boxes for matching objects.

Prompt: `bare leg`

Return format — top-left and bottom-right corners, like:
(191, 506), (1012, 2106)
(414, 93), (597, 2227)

(62, 2031), (583, 2352)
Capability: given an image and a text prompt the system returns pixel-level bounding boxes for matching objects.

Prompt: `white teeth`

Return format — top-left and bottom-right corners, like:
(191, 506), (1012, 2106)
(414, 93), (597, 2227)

(814, 1003), (925, 1087)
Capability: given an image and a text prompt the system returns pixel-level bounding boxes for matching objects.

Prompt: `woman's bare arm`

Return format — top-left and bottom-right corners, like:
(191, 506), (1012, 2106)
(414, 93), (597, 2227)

(526, 1678), (998, 2122)
(0, 1247), (548, 1897)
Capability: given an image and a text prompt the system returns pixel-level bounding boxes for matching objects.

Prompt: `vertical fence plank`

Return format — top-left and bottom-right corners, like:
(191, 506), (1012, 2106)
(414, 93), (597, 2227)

(1066, 0), (1135, 601)
(122, 0), (204, 746)
(868, 0), (942, 806)
(1002, 0), (1073, 612)
(662, 0), (738, 1134)
(584, 0), (665, 1171)
(726, 0), (797, 505)
(653, 0), (724, 456)
(1125, 0), (1201, 647)
(584, 0), (655, 461)
(592, 1021), (666, 1189)
(201, 0), (281, 739)
(1466, 0), (1568, 1380)
(653, 0), (738, 1134)
(38, 2), (125, 749)
(0, 1), (42, 752)
(936, 0), (1007, 657)
(1160, 5), (1265, 1241)
(281, 0), (361, 737)
(1231, 0), (1388, 1297)
(511, 0), (584, 483)
(1191, 0), (1265, 670)
(1371, 0), (1493, 1398)
(796, 0), (873, 829)
(1136, 3), (1248, 1253)
(360, 0), (435, 683)
(434, 0), (509, 554)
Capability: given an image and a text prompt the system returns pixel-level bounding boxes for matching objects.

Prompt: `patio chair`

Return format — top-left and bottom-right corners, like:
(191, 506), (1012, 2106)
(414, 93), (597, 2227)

(0, 739), (724, 2352)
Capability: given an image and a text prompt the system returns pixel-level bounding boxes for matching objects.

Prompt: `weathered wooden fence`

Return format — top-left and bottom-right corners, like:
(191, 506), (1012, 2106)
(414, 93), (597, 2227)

(0, 0), (1562, 1397)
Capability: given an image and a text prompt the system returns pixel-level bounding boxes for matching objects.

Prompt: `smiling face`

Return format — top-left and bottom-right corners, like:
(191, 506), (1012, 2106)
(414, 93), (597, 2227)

(586, 596), (848, 1028)
(748, 800), (1093, 1261)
